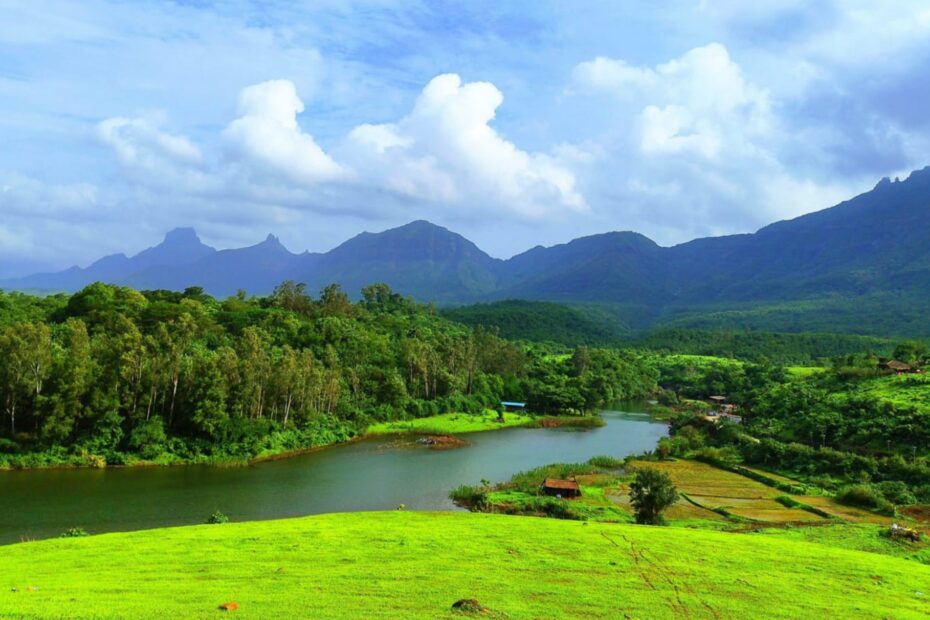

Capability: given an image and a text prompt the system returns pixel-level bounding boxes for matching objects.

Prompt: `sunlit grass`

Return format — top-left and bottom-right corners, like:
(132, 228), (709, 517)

(2, 511), (929, 619)
(366, 410), (534, 435)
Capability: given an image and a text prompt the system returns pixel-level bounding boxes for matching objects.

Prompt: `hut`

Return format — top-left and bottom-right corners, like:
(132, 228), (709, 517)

(541, 478), (581, 499)
(880, 360), (917, 375)
(500, 401), (526, 412)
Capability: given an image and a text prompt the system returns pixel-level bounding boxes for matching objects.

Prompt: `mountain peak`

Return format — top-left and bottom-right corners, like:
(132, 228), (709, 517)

(129, 227), (216, 270)
(257, 233), (288, 251)
(162, 227), (202, 245)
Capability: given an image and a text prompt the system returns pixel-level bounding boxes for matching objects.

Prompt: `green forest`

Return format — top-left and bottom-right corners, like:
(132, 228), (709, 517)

(441, 299), (901, 363)
(0, 284), (656, 468)
(652, 347), (930, 504)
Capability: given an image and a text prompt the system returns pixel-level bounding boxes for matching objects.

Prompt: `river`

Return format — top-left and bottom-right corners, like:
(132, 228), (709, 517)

(0, 411), (666, 543)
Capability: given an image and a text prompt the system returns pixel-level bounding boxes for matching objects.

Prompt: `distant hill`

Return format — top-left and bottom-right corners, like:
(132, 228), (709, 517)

(440, 300), (629, 345)
(4, 167), (930, 336)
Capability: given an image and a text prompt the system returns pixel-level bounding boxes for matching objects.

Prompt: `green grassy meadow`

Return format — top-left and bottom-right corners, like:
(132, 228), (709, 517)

(2, 511), (930, 619)
(851, 373), (930, 412)
(365, 410), (534, 435)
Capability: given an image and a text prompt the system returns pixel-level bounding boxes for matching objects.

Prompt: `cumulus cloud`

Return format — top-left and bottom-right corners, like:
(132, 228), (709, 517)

(569, 43), (861, 239)
(574, 44), (771, 161)
(94, 75), (585, 223)
(223, 80), (348, 186)
(343, 73), (586, 218)
(96, 114), (212, 190)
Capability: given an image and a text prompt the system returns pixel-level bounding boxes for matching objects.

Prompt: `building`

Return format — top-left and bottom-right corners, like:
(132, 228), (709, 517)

(541, 478), (581, 498)
(879, 360), (919, 375)
(500, 401), (526, 411)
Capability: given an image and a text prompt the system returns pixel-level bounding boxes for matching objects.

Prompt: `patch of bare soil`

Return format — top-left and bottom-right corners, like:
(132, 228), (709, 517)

(418, 435), (468, 450)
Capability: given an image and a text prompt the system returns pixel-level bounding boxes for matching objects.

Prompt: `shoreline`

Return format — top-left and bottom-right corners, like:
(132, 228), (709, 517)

(0, 411), (620, 473)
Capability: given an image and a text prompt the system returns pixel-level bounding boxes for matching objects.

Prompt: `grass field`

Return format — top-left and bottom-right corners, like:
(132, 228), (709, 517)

(751, 523), (930, 562)
(786, 366), (826, 378)
(851, 373), (930, 413)
(365, 410), (534, 435)
(2, 511), (930, 619)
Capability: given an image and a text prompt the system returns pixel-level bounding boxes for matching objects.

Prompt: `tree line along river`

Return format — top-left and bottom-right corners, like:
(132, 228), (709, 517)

(0, 411), (666, 543)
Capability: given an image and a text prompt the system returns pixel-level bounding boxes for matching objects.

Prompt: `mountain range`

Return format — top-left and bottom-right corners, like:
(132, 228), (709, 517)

(4, 167), (930, 336)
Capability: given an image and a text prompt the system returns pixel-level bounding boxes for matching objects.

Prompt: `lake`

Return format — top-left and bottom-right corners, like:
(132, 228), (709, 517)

(0, 411), (666, 543)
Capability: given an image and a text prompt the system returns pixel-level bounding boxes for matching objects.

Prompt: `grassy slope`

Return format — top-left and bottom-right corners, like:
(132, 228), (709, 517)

(366, 410), (534, 435)
(2, 512), (930, 620)
(851, 373), (930, 412)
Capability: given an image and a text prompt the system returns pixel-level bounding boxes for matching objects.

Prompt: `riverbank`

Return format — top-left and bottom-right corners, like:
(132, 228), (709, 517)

(0, 410), (610, 471)
(2, 511), (928, 619)
(0, 413), (667, 542)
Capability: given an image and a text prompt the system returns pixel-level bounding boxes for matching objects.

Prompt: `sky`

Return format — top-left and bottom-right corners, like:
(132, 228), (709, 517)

(2, 0), (930, 276)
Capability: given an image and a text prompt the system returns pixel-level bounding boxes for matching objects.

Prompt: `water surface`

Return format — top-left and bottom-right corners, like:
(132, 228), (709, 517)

(0, 412), (665, 542)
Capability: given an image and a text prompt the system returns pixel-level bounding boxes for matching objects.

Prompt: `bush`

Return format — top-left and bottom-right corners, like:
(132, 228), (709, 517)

(60, 527), (89, 538)
(874, 481), (917, 506)
(128, 417), (167, 459)
(912, 484), (930, 503)
(836, 484), (894, 515)
(524, 496), (577, 520)
(206, 511), (230, 524)
(449, 485), (487, 509)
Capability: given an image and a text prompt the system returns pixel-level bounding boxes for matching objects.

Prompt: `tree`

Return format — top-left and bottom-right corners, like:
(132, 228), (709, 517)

(41, 319), (92, 442)
(629, 467), (678, 525)
(272, 281), (314, 315)
(319, 284), (352, 317)
(570, 345), (591, 377)
(893, 341), (928, 366)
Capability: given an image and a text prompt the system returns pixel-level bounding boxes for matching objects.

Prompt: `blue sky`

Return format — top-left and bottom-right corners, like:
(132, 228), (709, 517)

(2, 1), (930, 275)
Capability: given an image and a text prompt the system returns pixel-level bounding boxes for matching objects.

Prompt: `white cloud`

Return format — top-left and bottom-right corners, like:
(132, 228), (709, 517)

(92, 74), (584, 226)
(569, 43), (868, 239)
(574, 43), (771, 161)
(343, 73), (586, 218)
(223, 80), (348, 186)
(0, 173), (100, 218)
(96, 114), (212, 190)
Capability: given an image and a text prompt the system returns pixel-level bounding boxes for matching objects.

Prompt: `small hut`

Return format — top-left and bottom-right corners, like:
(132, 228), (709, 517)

(541, 478), (581, 498)
(500, 401), (526, 412)
(880, 360), (917, 375)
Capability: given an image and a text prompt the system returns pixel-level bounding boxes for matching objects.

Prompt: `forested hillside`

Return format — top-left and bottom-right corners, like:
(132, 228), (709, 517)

(0, 283), (656, 468)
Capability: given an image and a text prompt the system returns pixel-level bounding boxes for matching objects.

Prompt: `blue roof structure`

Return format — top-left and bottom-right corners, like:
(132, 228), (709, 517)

(500, 401), (526, 408)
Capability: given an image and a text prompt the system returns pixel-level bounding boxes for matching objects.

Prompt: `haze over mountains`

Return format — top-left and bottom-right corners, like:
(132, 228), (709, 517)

(4, 167), (930, 335)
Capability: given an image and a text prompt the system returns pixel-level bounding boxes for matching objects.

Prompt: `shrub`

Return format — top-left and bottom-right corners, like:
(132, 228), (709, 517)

(587, 455), (625, 469)
(912, 485), (930, 503)
(836, 484), (894, 515)
(524, 496), (577, 520)
(128, 417), (167, 459)
(449, 485), (487, 509)
(206, 511), (230, 524)
(874, 481), (917, 506)
(629, 467), (679, 525)
(0, 438), (19, 454)
(60, 527), (89, 538)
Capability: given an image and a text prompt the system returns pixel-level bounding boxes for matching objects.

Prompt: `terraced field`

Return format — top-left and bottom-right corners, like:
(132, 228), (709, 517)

(795, 495), (893, 525)
(624, 460), (887, 525)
